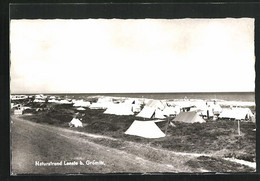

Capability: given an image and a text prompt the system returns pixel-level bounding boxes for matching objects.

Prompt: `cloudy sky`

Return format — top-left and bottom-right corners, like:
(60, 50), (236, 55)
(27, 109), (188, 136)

(10, 18), (255, 94)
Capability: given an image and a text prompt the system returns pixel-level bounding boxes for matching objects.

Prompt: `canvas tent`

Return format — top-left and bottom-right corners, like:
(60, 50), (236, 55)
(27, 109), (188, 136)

(136, 106), (166, 119)
(162, 106), (181, 117)
(145, 100), (165, 110)
(73, 100), (91, 107)
(137, 100), (166, 119)
(218, 108), (254, 120)
(76, 107), (86, 111)
(89, 102), (114, 109)
(69, 118), (83, 127)
(104, 103), (134, 115)
(172, 111), (206, 123)
(206, 102), (223, 115)
(125, 120), (165, 138)
(197, 109), (214, 118)
(59, 99), (73, 104)
(89, 97), (114, 109)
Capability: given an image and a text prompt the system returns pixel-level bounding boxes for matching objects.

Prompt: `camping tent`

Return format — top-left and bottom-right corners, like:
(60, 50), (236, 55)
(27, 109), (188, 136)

(136, 106), (166, 119)
(218, 108), (254, 120)
(59, 99), (73, 104)
(76, 107), (86, 111)
(125, 120), (165, 138)
(162, 106), (181, 117)
(89, 102), (113, 109)
(172, 112), (206, 123)
(104, 103), (134, 115)
(69, 118), (83, 127)
(145, 100), (165, 110)
(73, 100), (91, 107)
(137, 100), (166, 119)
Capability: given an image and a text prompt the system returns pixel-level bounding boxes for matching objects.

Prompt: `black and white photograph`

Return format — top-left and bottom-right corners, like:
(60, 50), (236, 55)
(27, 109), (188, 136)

(10, 12), (256, 174)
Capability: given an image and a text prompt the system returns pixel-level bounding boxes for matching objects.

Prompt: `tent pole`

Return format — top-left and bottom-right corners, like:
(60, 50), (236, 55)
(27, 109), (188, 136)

(238, 120), (241, 136)
(165, 116), (170, 135)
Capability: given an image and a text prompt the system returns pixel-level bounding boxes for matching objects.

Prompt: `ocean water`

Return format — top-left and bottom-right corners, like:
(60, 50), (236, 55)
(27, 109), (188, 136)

(50, 92), (255, 102)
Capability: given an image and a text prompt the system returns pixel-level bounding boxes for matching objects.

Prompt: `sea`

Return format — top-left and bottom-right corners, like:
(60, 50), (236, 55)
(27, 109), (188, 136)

(45, 92), (255, 102)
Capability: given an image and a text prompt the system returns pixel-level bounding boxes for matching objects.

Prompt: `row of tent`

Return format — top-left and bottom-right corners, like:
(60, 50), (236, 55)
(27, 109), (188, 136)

(69, 111), (206, 138)
(70, 97), (255, 121)
(31, 95), (255, 121)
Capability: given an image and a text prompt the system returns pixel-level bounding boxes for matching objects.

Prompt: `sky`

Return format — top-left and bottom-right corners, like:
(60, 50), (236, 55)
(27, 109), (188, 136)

(10, 18), (255, 94)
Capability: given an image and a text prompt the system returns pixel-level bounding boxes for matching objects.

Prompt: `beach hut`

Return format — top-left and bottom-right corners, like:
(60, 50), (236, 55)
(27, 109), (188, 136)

(172, 112), (206, 123)
(69, 118), (83, 127)
(125, 120), (165, 138)
(103, 103), (134, 115)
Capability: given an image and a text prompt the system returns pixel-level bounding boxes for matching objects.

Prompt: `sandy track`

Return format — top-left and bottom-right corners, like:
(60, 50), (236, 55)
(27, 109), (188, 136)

(11, 116), (198, 174)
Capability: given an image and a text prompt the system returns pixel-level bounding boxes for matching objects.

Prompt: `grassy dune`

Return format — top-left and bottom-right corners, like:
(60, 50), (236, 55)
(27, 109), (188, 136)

(21, 102), (256, 164)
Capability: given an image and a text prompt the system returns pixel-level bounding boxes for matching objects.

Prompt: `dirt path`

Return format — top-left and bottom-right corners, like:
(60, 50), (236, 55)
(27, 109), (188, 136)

(11, 116), (200, 174)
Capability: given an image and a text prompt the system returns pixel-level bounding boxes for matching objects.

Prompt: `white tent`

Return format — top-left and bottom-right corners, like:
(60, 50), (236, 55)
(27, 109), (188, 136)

(137, 106), (166, 119)
(162, 106), (181, 117)
(132, 104), (141, 113)
(173, 112), (206, 123)
(211, 104), (222, 115)
(145, 100), (165, 110)
(197, 109), (214, 118)
(48, 99), (60, 103)
(49, 96), (56, 99)
(89, 102), (113, 109)
(34, 99), (45, 103)
(219, 108), (254, 120)
(73, 100), (91, 107)
(97, 97), (113, 103)
(125, 120), (165, 138)
(69, 118), (83, 127)
(76, 107), (86, 111)
(104, 103), (134, 115)
(59, 99), (73, 104)
(154, 109), (166, 119)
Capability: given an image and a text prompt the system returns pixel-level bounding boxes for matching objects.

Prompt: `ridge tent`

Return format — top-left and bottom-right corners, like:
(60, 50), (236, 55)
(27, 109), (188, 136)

(103, 103), (134, 115)
(136, 106), (155, 118)
(154, 109), (166, 119)
(137, 99), (167, 119)
(125, 120), (165, 138)
(69, 118), (83, 127)
(172, 111), (206, 123)
(136, 106), (166, 119)
(145, 100), (165, 110)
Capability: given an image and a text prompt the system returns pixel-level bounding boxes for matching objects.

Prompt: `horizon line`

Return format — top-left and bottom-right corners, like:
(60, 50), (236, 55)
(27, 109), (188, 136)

(10, 91), (255, 95)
